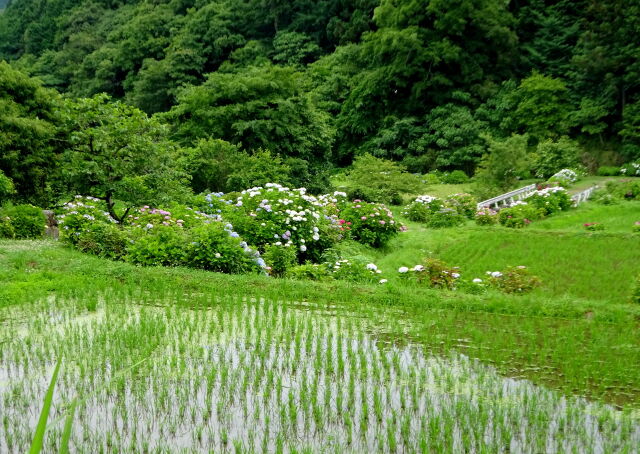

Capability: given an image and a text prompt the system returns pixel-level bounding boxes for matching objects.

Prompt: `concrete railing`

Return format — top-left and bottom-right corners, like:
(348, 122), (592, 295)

(477, 184), (537, 210)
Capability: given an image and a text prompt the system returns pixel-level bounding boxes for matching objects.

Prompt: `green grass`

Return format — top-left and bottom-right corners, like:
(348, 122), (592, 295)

(530, 200), (640, 233)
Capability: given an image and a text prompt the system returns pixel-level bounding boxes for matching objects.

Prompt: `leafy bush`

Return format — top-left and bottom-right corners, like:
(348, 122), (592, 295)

(422, 173), (441, 185)
(426, 208), (466, 228)
(404, 195), (442, 222)
(330, 259), (382, 283)
(288, 263), (333, 281)
(339, 200), (399, 247)
(444, 193), (477, 219)
(398, 259), (460, 290)
(475, 207), (498, 225)
(344, 154), (422, 204)
(0, 215), (15, 238)
(533, 137), (582, 178)
(184, 223), (263, 274)
(525, 186), (572, 216)
(597, 166), (620, 176)
(633, 275), (640, 304)
(498, 203), (541, 228)
(0, 170), (15, 203)
(584, 222), (605, 232)
(487, 266), (541, 294)
(58, 196), (118, 245)
(126, 226), (188, 267)
(440, 170), (469, 184)
(620, 162), (640, 177)
(263, 244), (298, 277)
(604, 180), (640, 200)
(0, 204), (46, 239)
(76, 223), (129, 260)
(592, 190), (619, 205)
(548, 169), (578, 186)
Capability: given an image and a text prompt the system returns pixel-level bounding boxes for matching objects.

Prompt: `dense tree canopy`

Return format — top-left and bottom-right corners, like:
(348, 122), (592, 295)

(0, 0), (639, 207)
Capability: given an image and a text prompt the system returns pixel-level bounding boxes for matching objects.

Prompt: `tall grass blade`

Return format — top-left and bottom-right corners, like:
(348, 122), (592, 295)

(29, 357), (62, 454)
(59, 399), (77, 454)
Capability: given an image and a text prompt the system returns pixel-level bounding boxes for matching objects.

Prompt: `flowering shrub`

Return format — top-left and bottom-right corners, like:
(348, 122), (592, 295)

(456, 277), (488, 294)
(398, 258), (460, 289)
(632, 222), (640, 233)
(475, 207), (498, 226)
(0, 204), (46, 239)
(584, 222), (605, 231)
(58, 196), (117, 245)
(339, 200), (399, 247)
(183, 223), (263, 273)
(263, 244), (298, 277)
(404, 195), (442, 222)
(486, 266), (541, 294)
(287, 263), (333, 281)
(444, 193), (477, 219)
(620, 162), (640, 177)
(76, 223), (129, 260)
(426, 208), (466, 228)
(548, 168), (578, 186)
(330, 259), (383, 283)
(498, 203), (541, 228)
(525, 186), (572, 216)
(205, 184), (340, 261)
(0, 215), (14, 238)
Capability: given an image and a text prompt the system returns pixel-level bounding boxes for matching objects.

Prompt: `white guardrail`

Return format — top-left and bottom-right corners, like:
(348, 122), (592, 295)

(477, 184), (537, 210)
(571, 185), (598, 206)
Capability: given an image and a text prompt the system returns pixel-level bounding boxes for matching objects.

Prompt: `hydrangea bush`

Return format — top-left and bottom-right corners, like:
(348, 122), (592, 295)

(548, 168), (578, 186)
(525, 186), (572, 216)
(498, 203), (541, 228)
(398, 259), (460, 289)
(620, 162), (640, 177)
(339, 200), (399, 247)
(475, 207), (498, 226)
(444, 193), (477, 219)
(58, 196), (118, 245)
(486, 266), (541, 294)
(404, 195), (442, 222)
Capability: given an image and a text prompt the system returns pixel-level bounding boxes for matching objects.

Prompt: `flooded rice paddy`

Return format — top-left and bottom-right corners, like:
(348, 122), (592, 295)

(1, 294), (639, 453)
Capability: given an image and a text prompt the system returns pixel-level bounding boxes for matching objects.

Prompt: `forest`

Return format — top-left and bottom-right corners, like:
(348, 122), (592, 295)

(0, 0), (639, 207)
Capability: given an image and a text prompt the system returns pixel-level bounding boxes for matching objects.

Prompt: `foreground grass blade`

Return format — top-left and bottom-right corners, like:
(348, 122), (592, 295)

(59, 399), (77, 454)
(29, 358), (62, 454)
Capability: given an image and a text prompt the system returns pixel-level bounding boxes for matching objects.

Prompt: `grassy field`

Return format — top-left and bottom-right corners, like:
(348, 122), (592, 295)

(1, 198), (639, 451)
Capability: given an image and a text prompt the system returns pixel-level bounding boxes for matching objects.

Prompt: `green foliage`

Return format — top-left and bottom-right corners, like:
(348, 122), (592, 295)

(603, 180), (640, 201)
(126, 226), (187, 267)
(76, 223), (129, 260)
(475, 207), (498, 226)
(263, 244), (298, 277)
(330, 258), (382, 283)
(440, 170), (470, 185)
(345, 154), (421, 204)
(60, 94), (190, 221)
(165, 65), (333, 165)
(425, 208), (466, 229)
(0, 62), (60, 205)
(271, 31), (321, 67)
(473, 134), (530, 196)
(400, 258), (459, 290)
(597, 166), (620, 176)
(0, 214), (15, 238)
(514, 73), (571, 141)
(498, 204), (540, 228)
(533, 137), (582, 178)
(633, 275), (640, 304)
(287, 263), (333, 281)
(0, 170), (16, 202)
(339, 200), (399, 247)
(526, 187), (572, 216)
(404, 196), (442, 223)
(58, 196), (119, 246)
(0, 204), (45, 239)
(620, 162), (640, 177)
(583, 222), (605, 232)
(444, 193), (477, 219)
(488, 266), (541, 294)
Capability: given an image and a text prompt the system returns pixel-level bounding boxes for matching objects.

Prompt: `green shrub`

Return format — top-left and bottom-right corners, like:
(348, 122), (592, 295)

(339, 200), (399, 247)
(604, 180), (640, 200)
(547, 169), (579, 187)
(475, 207), (498, 226)
(184, 223), (261, 274)
(498, 204), (541, 228)
(533, 137), (582, 178)
(422, 173), (441, 185)
(632, 275), (640, 304)
(0, 204), (46, 239)
(426, 208), (466, 228)
(0, 215), (15, 238)
(330, 259), (382, 283)
(263, 244), (298, 277)
(487, 266), (541, 294)
(444, 193), (477, 219)
(583, 222), (605, 231)
(58, 196), (118, 245)
(526, 187), (572, 216)
(404, 195), (442, 222)
(620, 162), (640, 177)
(344, 154), (422, 204)
(398, 258), (460, 290)
(0, 170), (15, 203)
(76, 223), (129, 260)
(126, 226), (188, 267)
(592, 191), (619, 205)
(288, 263), (333, 281)
(597, 166), (620, 176)
(440, 170), (469, 184)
